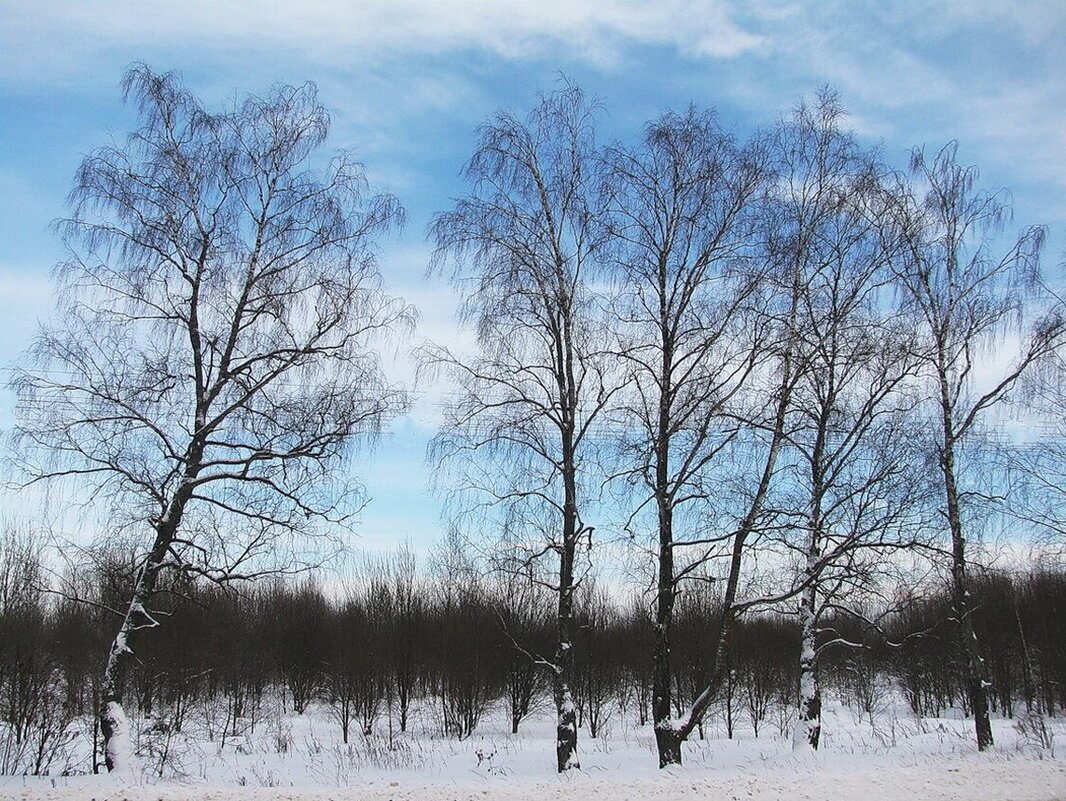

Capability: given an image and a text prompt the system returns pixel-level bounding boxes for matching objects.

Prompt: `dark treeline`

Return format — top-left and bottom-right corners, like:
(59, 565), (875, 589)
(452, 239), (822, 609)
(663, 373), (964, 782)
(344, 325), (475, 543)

(2, 533), (1063, 774)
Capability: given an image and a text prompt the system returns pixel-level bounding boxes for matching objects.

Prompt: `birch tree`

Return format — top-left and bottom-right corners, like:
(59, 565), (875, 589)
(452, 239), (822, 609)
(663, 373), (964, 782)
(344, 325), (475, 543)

(427, 86), (614, 772)
(887, 141), (1064, 750)
(10, 65), (408, 772)
(603, 107), (769, 766)
(770, 96), (924, 751)
(629, 114), (814, 767)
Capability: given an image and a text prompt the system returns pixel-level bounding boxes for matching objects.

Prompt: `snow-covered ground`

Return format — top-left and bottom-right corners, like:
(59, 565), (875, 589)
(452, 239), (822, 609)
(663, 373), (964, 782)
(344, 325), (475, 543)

(3, 699), (1064, 800)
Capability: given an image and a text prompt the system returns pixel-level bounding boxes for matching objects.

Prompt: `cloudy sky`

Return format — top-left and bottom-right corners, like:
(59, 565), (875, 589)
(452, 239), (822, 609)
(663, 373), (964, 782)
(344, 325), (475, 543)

(2, 1), (1065, 553)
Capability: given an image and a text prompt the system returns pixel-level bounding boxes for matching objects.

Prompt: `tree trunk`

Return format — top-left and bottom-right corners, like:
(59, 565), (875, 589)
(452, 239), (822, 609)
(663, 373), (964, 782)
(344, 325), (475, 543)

(794, 441), (825, 754)
(99, 543), (168, 773)
(793, 581), (821, 752)
(651, 289), (680, 768)
(554, 529), (579, 772)
(655, 726), (683, 767)
(940, 387), (994, 751)
(100, 477), (193, 772)
(652, 490), (677, 766)
(946, 470), (994, 750)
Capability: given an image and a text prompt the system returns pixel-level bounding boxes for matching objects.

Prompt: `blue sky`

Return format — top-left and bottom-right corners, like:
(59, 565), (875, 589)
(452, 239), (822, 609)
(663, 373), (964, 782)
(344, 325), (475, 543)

(2, 1), (1065, 556)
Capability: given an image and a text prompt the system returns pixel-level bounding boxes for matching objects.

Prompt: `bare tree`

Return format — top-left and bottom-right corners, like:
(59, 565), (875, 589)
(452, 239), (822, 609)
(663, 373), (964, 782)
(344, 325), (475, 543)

(489, 567), (552, 735)
(767, 93), (926, 752)
(734, 614), (796, 738)
(428, 530), (499, 741)
(9, 65), (408, 771)
(381, 546), (427, 734)
(885, 141), (1064, 750)
(0, 525), (77, 776)
(325, 583), (388, 744)
(427, 85), (614, 771)
(572, 580), (621, 739)
(602, 107), (769, 766)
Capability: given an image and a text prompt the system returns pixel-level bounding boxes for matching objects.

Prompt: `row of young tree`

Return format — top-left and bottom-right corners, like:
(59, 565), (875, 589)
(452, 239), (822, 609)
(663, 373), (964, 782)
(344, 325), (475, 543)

(6, 65), (1066, 773)
(2, 530), (1064, 775)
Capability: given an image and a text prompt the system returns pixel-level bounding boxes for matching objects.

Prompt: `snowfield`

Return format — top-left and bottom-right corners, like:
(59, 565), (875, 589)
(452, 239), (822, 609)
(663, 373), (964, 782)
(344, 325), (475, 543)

(4, 757), (1066, 801)
(2, 700), (1063, 801)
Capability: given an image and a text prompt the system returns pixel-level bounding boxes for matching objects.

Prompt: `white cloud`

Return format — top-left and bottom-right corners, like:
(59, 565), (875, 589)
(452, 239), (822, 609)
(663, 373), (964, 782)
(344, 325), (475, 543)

(8, 1), (1063, 218)
(1, 1), (761, 88)
(710, 1), (1066, 238)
